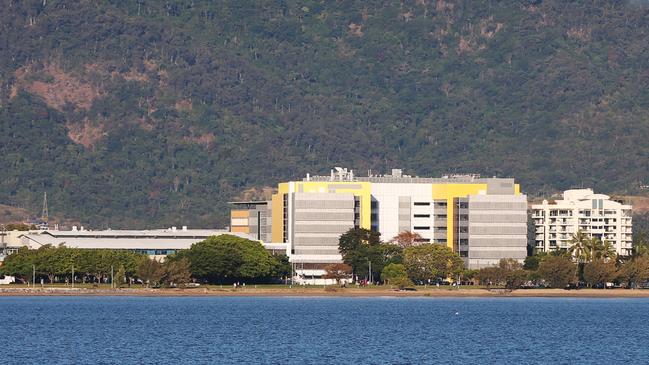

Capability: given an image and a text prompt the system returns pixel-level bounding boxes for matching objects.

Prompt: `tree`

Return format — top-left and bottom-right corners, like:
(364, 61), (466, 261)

(161, 258), (192, 287)
(176, 234), (281, 283)
(338, 228), (381, 257)
(390, 231), (423, 248)
(323, 263), (352, 284)
(538, 256), (576, 288)
(114, 265), (126, 288)
(0, 246), (37, 279)
(338, 228), (387, 281)
(619, 256), (649, 288)
(569, 230), (593, 264)
(269, 254), (291, 279)
(4, 223), (33, 231)
(34, 245), (59, 283)
(403, 244), (464, 283)
(476, 267), (503, 287)
(632, 232), (649, 257)
(523, 253), (546, 271)
(583, 259), (617, 287)
(137, 257), (164, 287)
(475, 259), (526, 289)
(462, 269), (479, 284)
(498, 258), (527, 290)
(595, 241), (617, 261)
(381, 263), (411, 288)
(569, 231), (607, 281)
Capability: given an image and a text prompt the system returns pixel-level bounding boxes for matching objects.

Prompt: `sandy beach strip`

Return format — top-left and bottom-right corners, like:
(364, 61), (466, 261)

(1, 287), (649, 298)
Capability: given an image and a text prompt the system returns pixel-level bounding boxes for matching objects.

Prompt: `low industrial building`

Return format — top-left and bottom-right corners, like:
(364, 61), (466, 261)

(230, 167), (528, 271)
(7, 227), (285, 261)
(532, 189), (633, 256)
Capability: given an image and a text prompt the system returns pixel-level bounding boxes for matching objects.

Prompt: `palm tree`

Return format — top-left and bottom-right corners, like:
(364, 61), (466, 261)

(569, 231), (592, 264)
(570, 231), (595, 283)
(596, 240), (617, 262)
(632, 232), (649, 257)
(586, 237), (603, 262)
(635, 244), (649, 258)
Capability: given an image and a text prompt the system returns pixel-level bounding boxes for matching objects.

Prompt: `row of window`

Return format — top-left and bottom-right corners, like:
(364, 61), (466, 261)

(134, 250), (177, 255)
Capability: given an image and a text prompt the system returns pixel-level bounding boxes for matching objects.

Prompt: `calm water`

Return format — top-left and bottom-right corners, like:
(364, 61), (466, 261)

(1, 296), (647, 364)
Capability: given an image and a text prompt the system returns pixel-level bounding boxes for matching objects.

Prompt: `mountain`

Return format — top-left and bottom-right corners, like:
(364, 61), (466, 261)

(1, 1), (649, 229)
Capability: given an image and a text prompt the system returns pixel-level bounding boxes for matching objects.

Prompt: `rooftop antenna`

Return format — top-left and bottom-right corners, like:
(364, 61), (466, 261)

(42, 192), (49, 222)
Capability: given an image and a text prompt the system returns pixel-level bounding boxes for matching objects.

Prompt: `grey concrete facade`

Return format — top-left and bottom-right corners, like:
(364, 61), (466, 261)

(290, 192), (355, 257)
(465, 194), (528, 269)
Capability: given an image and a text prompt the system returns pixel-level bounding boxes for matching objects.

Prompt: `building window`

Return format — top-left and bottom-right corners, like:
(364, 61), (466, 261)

(414, 202), (430, 206)
(413, 226), (430, 230)
(414, 214), (430, 218)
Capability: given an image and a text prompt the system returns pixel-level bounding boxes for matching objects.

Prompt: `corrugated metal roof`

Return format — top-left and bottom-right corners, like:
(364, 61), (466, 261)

(39, 229), (234, 238)
(17, 230), (263, 250)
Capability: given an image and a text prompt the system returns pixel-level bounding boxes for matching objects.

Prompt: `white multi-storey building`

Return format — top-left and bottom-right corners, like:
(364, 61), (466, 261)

(232, 168), (528, 271)
(531, 189), (633, 256)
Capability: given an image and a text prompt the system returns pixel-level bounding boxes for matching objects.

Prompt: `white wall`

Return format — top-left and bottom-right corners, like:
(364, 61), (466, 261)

(370, 183), (433, 241)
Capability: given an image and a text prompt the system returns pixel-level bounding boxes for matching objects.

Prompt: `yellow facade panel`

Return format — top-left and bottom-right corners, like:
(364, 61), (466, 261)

(231, 210), (250, 219)
(231, 226), (250, 233)
(271, 183), (289, 243)
(432, 183), (488, 250)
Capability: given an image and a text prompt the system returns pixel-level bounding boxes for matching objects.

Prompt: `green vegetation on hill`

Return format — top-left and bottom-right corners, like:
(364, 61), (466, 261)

(2, 1), (649, 228)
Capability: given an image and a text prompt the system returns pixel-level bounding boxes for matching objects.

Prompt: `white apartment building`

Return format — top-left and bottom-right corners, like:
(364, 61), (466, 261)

(532, 189), (633, 256)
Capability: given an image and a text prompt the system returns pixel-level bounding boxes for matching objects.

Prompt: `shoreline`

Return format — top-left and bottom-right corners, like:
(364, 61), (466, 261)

(2, 287), (649, 298)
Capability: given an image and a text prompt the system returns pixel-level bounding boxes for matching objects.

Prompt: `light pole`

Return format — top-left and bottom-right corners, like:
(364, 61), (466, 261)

(368, 260), (372, 285)
(72, 265), (74, 289)
(0, 224), (6, 256)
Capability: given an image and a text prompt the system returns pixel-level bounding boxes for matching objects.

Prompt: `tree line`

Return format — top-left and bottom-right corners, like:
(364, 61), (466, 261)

(333, 228), (649, 290)
(0, 235), (290, 286)
(333, 228), (464, 288)
(476, 230), (649, 289)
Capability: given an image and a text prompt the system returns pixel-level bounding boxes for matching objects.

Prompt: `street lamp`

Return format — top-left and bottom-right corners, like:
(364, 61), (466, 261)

(0, 224), (6, 256)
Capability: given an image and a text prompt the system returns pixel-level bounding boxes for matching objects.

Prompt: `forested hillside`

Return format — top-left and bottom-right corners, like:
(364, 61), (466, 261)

(1, 1), (649, 228)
